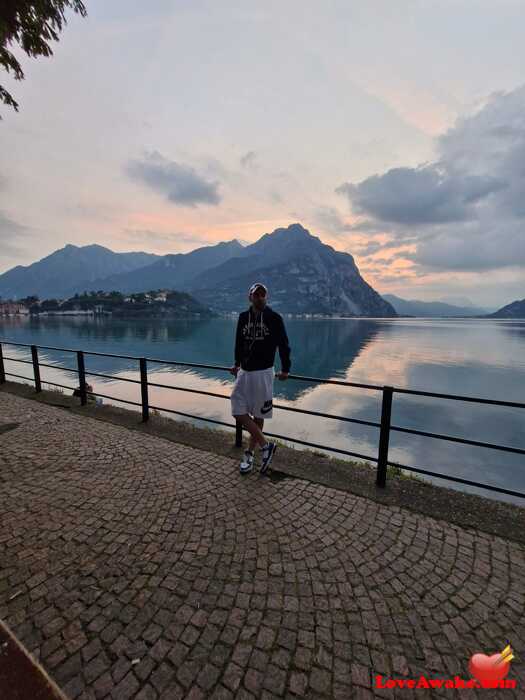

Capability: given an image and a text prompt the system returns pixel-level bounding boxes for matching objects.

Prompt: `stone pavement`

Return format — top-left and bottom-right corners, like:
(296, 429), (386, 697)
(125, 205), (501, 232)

(0, 391), (524, 699)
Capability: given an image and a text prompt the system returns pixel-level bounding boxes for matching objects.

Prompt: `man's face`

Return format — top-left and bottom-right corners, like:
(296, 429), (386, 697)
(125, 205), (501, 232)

(250, 287), (267, 310)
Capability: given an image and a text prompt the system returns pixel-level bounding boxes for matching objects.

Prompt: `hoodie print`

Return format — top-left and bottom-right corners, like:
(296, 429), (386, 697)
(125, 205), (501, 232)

(244, 311), (270, 344)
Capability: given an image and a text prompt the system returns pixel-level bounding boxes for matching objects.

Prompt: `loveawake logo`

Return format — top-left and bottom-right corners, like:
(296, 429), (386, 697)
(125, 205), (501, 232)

(375, 644), (516, 690)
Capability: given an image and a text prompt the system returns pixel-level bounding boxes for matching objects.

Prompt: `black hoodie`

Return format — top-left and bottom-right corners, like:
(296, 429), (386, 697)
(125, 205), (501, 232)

(234, 305), (291, 373)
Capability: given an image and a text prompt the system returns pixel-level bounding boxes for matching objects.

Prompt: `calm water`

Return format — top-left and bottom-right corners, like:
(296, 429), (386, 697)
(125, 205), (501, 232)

(1, 315), (524, 504)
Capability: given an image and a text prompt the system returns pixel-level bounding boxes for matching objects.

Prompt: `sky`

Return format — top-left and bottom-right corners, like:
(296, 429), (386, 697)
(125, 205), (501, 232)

(1, 0), (524, 307)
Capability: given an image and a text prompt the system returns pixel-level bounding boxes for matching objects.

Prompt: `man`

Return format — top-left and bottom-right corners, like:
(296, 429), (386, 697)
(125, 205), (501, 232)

(230, 282), (291, 474)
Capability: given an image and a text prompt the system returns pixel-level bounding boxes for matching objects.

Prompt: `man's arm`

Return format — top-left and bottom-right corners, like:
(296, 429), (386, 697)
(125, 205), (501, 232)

(234, 313), (243, 367)
(276, 315), (291, 373)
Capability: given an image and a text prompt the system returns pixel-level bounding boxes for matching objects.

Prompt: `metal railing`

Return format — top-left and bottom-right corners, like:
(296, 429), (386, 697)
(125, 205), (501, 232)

(1, 339), (524, 499)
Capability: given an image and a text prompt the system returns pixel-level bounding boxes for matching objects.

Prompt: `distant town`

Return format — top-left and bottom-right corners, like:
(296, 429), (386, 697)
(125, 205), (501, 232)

(0, 290), (215, 318)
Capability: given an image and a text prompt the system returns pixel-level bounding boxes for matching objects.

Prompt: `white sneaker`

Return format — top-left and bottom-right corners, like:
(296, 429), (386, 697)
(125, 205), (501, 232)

(260, 442), (277, 474)
(240, 449), (255, 474)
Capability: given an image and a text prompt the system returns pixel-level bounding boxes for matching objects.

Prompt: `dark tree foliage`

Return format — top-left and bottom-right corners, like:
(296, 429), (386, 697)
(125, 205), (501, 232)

(0, 0), (87, 117)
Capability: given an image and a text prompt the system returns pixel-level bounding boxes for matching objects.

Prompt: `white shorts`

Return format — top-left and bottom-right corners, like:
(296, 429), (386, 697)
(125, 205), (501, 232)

(231, 367), (275, 419)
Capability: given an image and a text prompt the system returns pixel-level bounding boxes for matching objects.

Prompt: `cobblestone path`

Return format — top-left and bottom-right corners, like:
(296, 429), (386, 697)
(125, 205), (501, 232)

(0, 391), (524, 699)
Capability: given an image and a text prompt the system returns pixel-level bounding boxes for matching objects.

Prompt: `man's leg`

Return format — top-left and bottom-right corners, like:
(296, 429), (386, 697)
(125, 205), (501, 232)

(235, 414), (266, 449)
(258, 368), (276, 473)
(249, 417), (264, 451)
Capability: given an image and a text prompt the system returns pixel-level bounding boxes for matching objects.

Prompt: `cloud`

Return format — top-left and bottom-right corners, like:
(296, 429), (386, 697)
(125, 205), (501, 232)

(356, 238), (415, 257)
(126, 151), (221, 207)
(336, 85), (525, 271)
(240, 150), (258, 169)
(336, 168), (504, 226)
(407, 220), (525, 271)
(313, 206), (354, 234)
(370, 252), (414, 265)
(374, 273), (422, 283)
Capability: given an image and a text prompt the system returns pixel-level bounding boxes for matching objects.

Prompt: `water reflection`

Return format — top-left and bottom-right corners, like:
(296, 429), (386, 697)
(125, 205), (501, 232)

(0, 316), (383, 401)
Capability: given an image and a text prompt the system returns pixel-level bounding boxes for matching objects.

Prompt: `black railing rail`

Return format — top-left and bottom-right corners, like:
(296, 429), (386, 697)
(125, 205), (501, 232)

(1, 339), (524, 499)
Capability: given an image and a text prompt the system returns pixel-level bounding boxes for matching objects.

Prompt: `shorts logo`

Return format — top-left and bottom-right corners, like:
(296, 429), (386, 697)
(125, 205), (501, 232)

(261, 400), (273, 414)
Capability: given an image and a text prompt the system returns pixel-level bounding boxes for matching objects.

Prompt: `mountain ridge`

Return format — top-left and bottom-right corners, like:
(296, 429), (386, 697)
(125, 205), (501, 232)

(0, 244), (160, 300)
(80, 239), (244, 295)
(0, 223), (396, 316)
(188, 224), (394, 316)
(383, 294), (491, 317)
(488, 298), (525, 318)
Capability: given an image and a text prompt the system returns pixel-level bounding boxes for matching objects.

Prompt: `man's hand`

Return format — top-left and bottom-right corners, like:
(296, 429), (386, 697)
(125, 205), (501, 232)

(276, 371), (289, 381)
(230, 365), (240, 376)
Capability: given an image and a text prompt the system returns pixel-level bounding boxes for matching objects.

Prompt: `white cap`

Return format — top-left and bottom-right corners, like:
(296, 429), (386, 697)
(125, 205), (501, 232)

(249, 282), (268, 295)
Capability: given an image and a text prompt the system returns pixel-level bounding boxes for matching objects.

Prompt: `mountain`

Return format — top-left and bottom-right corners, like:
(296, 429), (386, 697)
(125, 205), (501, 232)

(188, 223), (396, 316)
(188, 224), (325, 290)
(82, 240), (244, 294)
(383, 294), (490, 317)
(488, 299), (525, 318)
(437, 295), (477, 307)
(0, 225), (395, 316)
(0, 240), (244, 300)
(0, 244), (160, 300)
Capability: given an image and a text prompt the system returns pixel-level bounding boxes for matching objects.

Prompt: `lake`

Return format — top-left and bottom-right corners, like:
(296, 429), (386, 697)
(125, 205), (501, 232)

(1, 315), (524, 504)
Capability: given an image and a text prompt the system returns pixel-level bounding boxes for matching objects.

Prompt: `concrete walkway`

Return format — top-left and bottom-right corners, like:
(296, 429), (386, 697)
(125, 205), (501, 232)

(0, 391), (524, 699)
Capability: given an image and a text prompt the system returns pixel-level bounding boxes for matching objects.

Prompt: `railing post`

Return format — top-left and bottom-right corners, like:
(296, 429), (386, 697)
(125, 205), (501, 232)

(0, 343), (5, 384)
(77, 350), (87, 406)
(376, 386), (393, 488)
(235, 420), (243, 448)
(140, 357), (149, 422)
(31, 345), (42, 393)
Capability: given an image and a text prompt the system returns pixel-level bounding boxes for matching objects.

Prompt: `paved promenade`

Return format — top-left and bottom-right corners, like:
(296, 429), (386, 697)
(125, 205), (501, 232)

(1, 391), (524, 699)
